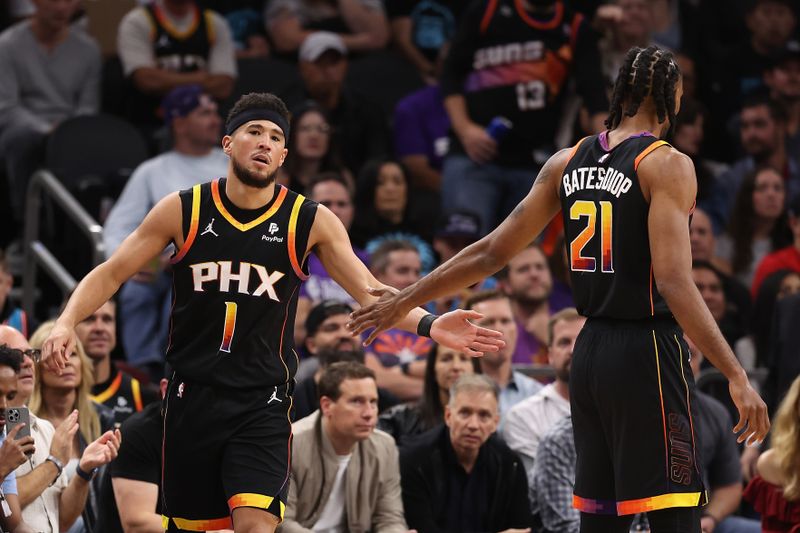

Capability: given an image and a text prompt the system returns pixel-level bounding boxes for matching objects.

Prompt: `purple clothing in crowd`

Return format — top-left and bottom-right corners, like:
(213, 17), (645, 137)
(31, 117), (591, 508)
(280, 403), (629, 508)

(393, 85), (451, 171)
(299, 247), (370, 304)
(511, 282), (574, 364)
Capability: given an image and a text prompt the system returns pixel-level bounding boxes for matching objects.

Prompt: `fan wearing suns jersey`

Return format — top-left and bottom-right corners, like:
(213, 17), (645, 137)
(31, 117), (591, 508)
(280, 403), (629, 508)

(39, 92), (504, 533)
(349, 45), (769, 533)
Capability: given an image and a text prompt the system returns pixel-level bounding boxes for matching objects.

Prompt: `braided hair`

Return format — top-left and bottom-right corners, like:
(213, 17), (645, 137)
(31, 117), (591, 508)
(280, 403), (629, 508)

(606, 45), (681, 131)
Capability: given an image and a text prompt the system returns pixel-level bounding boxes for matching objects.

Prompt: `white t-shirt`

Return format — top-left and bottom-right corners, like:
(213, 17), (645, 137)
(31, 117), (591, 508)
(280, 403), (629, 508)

(312, 454), (352, 533)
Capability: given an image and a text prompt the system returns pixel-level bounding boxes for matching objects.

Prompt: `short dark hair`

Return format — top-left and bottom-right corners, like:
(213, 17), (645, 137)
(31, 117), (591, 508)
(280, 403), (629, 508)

(0, 345), (23, 374)
(317, 347), (365, 368)
(494, 243), (544, 280)
(369, 239), (419, 275)
(307, 172), (353, 200)
(462, 289), (510, 311)
(691, 260), (723, 281)
(318, 361), (375, 401)
(741, 92), (787, 124)
(226, 93), (290, 131)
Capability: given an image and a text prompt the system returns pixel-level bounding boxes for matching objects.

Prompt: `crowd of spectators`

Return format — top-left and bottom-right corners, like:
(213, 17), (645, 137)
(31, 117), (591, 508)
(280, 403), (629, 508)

(1, 0), (800, 531)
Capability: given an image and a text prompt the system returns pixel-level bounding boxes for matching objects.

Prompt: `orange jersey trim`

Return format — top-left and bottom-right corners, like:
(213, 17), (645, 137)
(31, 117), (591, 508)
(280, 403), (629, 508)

(163, 515), (232, 531)
(287, 195), (309, 280)
(131, 378), (144, 412)
(228, 493), (285, 519)
(674, 335), (701, 474)
(516, 0), (563, 30)
(91, 372), (122, 405)
(211, 179), (288, 232)
(652, 331), (670, 482)
(616, 491), (704, 515)
(634, 140), (670, 172)
(204, 10), (216, 44)
(480, 0), (500, 34)
(566, 136), (589, 166)
(649, 263), (655, 316)
(171, 184), (201, 264)
(153, 3), (200, 40)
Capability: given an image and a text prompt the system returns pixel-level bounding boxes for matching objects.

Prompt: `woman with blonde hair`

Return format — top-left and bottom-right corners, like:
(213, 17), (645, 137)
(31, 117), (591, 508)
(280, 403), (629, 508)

(29, 321), (116, 533)
(744, 375), (800, 532)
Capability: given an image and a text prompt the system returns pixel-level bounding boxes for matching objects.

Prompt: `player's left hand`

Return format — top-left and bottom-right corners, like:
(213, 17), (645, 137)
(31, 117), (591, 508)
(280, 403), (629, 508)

(430, 310), (505, 357)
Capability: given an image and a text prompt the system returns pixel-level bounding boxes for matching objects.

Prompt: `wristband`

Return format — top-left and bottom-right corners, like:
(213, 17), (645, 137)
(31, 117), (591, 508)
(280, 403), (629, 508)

(45, 455), (63, 485)
(76, 464), (97, 482)
(416, 314), (439, 338)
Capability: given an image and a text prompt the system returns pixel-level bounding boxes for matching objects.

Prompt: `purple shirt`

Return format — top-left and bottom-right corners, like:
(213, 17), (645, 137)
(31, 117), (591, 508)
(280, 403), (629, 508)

(393, 85), (450, 171)
(299, 247), (369, 304)
(511, 284), (574, 365)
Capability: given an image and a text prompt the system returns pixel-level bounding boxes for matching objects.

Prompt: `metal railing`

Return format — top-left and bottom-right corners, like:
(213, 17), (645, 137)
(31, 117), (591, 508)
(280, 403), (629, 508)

(22, 170), (105, 317)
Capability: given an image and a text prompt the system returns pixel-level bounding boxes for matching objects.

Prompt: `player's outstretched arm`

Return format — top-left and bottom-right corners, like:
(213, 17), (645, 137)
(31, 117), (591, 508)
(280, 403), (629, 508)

(42, 193), (182, 371)
(310, 206), (504, 356)
(642, 148), (769, 445)
(347, 148), (570, 341)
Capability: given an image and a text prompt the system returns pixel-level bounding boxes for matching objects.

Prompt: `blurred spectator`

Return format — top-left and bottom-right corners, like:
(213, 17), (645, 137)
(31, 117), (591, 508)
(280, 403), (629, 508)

(650, 0), (701, 53)
(686, 335), (762, 533)
(293, 346), (399, 421)
(75, 300), (159, 426)
(744, 375), (800, 532)
(266, 0), (389, 55)
(29, 322), (117, 533)
(496, 244), (570, 365)
(294, 174), (367, 345)
(504, 308), (584, 472)
(690, 208), (732, 274)
(378, 343), (479, 447)
(673, 98), (728, 206)
(692, 260), (755, 369)
(400, 374), (532, 532)
(463, 291), (542, 419)
(351, 159), (432, 247)
(94, 379), (167, 533)
(750, 270), (798, 368)
(282, 362), (408, 532)
(597, 0), (657, 92)
(103, 84), (227, 382)
(529, 415), (577, 533)
(0, 327), (121, 533)
(703, 94), (799, 233)
(393, 46), (450, 191)
(199, 0), (270, 58)
(117, 0), (236, 130)
(287, 32), (390, 173)
(431, 210), (481, 265)
(386, 0), (462, 85)
(717, 166), (793, 288)
(364, 240), (429, 401)
(277, 102), (352, 194)
(0, 0), (101, 223)
(0, 251), (28, 338)
(0, 344), (36, 533)
(763, 291), (800, 416)
(764, 40), (800, 157)
(752, 195), (800, 296)
(295, 299), (359, 382)
(439, 0), (607, 235)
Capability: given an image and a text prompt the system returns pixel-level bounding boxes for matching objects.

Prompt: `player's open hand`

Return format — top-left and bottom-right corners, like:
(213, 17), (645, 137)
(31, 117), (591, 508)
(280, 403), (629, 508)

(729, 376), (770, 446)
(41, 321), (76, 374)
(347, 286), (411, 345)
(430, 310), (505, 357)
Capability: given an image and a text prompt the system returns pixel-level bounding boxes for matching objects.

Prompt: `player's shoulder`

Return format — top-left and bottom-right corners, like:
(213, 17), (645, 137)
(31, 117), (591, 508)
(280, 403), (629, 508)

(637, 143), (695, 192)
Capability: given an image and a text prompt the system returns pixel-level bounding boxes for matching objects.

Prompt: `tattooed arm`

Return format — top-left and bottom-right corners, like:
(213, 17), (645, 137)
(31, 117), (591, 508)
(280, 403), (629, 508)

(348, 149), (570, 334)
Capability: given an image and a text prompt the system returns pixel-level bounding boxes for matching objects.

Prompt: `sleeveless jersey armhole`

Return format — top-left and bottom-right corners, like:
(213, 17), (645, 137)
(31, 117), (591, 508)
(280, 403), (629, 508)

(171, 184), (201, 264)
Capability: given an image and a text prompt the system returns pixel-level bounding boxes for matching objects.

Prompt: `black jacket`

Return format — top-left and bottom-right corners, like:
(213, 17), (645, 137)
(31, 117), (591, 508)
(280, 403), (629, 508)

(400, 425), (532, 532)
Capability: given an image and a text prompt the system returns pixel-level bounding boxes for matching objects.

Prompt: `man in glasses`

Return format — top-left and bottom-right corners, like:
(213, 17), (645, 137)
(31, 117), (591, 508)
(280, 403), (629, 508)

(0, 326), (121, 533)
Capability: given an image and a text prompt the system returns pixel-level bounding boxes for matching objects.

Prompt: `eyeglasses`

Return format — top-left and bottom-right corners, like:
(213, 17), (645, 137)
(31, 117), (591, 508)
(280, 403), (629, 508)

(8, 348), (41, 364)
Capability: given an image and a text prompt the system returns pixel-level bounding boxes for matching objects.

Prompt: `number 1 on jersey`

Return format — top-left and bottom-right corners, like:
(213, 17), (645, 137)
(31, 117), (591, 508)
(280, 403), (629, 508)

(220, 302), (237, 353)
(569, 200), (614, 273)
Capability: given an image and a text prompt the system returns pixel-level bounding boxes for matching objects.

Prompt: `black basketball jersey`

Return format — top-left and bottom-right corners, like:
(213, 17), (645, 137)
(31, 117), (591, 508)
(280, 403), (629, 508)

(560, 132), (674, 319)
(145, 3), (213, 73)
(167, 179), (317, 389)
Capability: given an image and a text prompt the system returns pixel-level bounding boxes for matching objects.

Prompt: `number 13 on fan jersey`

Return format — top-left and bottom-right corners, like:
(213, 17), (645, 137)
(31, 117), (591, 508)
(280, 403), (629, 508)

(569, 200), (614, 273)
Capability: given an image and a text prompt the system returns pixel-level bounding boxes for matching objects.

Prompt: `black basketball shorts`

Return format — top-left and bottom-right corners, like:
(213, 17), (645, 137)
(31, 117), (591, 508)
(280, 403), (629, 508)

(570, 317), (708, 516)
(161, 375), (293, 531)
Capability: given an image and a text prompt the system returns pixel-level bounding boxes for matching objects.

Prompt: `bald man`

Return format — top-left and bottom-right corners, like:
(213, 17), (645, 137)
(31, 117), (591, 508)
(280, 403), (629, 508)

(0, 326), (121, 533)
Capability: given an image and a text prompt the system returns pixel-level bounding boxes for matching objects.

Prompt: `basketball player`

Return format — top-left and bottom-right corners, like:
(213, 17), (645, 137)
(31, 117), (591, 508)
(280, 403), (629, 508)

(39, 93), (504, 533)
(348, 46), (769, 532)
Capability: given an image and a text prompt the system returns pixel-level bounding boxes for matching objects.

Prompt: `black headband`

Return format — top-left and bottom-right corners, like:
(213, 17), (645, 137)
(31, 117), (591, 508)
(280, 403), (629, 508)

(225, 109), (290, 139)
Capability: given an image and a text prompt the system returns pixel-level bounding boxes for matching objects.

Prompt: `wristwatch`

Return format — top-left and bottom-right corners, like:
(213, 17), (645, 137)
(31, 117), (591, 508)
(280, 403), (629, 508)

(76, 464), (98, 482)
(44, 455), (63, 485)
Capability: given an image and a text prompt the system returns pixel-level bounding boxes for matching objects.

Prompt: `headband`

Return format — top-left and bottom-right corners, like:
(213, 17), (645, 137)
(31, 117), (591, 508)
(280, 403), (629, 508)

(225, 109), (290, 139)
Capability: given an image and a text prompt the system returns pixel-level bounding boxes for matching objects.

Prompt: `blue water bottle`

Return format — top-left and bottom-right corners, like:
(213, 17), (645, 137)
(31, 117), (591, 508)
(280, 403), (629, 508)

(486, 116), (513, 142)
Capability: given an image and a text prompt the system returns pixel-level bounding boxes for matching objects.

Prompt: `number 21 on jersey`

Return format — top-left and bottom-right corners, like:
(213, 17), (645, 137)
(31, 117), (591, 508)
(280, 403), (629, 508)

(569, 200), (614, 273)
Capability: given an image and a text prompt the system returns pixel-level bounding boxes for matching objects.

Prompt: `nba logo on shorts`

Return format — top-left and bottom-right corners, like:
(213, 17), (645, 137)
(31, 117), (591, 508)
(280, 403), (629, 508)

(268, 223), (279, 235)
(177, 382), (185, 398)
